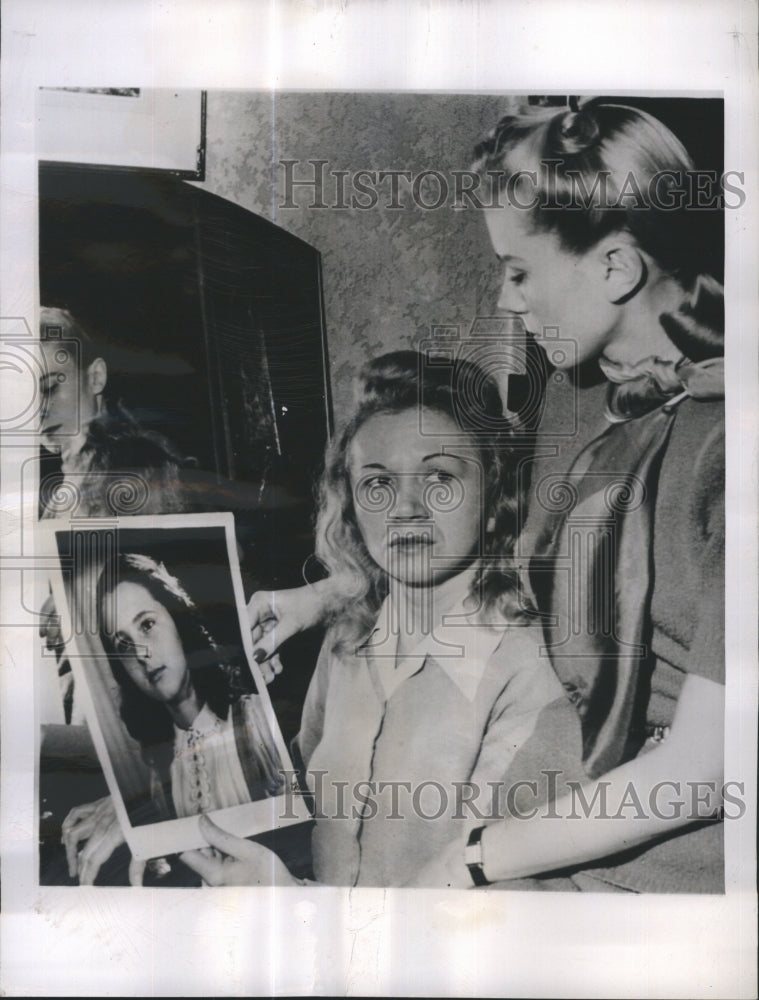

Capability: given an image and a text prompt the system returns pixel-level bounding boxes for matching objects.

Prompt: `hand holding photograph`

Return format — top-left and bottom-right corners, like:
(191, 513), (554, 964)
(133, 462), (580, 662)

(45, 514), (310, 876)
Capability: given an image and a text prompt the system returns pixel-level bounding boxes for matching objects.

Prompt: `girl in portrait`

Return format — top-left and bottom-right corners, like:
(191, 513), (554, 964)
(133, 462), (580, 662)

(61, 550), (284, 884)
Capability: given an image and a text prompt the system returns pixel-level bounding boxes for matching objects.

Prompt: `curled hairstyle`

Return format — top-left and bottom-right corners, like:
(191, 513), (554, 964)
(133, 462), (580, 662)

(472, 99), (724, 361)
(97, 552), (248, 764)
(316, 349), (526, 650)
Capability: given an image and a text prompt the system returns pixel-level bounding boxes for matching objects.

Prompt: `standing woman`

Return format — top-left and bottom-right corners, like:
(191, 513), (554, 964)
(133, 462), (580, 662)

(247, 99), (726, 893)
(412, 98), (725, 891)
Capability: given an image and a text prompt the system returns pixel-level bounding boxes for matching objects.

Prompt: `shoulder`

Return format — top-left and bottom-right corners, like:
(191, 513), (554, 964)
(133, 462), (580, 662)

(667, 397), (724, 470)
(486, 620), (562, 691)
(664, 398), (724, 540)
(487, 620), (547, 670)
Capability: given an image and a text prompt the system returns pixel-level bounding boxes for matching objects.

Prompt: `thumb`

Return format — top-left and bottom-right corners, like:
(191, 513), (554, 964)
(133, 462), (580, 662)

(180, 847), (225, 886)
(128, 857), (146, 887)
(198, 814), (259, 861)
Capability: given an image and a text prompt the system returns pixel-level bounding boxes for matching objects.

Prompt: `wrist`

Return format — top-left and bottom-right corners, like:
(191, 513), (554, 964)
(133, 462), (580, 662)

(464, 825), (493, 887)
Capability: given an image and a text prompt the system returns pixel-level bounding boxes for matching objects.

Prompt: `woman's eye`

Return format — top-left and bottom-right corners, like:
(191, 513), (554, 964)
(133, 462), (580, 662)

(427, 470), (454, 483)
(509, 271), (527, 286)
(366, 475), (392, 487)
(139, 617), (156, 635)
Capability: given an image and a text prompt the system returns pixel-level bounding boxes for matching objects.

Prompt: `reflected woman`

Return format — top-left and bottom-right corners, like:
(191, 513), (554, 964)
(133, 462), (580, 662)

(39, 306), (189, 519)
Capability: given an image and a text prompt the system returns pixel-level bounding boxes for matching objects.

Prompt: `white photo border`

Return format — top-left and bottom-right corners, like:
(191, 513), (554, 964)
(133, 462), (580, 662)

(43, 511), (310, 861)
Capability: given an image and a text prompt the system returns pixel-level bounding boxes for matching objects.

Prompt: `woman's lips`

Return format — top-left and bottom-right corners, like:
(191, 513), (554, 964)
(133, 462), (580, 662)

(147, 665), (166, 685)
(389, 533), (433, 548)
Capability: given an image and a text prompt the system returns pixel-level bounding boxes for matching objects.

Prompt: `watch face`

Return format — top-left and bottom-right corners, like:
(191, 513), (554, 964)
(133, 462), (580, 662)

(464, 844), (481, 867)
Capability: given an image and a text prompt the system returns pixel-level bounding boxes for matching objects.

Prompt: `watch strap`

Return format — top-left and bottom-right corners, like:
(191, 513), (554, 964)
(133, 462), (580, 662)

(465, 825), (491, 887)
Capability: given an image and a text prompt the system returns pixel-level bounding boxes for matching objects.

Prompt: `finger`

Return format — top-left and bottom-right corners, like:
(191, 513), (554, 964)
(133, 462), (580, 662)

(76, 809), (123, 885)
(253, 622), (297, 665)
(179, 848), (226, 887)
(63, 815), (99, 876)
(246, 591), (277, 629)
(61, 799), (99, 835)
(256, 660), (276, 685)
(62, 795), (111, 831)
(255, 653), (283, 685)
(78, 821), (122, 886)
(128, 858), (146, 887)
(197, 814), (262, 862)
(61, 812), (90, 845)
(61, 798), (114, 874)
(65, 836), (86, 879)
(252, 628), (288, 663)
(250, 615), (278, 646)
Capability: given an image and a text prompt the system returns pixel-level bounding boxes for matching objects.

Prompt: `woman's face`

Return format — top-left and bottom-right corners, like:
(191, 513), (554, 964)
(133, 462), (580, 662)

(484, 204), (619, 368)
(104, 580), (192, 705)
(349, 408), (485, 588)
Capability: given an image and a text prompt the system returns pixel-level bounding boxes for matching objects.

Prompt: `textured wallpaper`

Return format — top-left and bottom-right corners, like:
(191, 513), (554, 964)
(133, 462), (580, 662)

(195, 91), (510, 426)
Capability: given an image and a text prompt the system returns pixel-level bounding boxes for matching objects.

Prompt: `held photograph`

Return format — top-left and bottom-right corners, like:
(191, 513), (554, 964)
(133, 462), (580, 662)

(44, 514), (310, 875)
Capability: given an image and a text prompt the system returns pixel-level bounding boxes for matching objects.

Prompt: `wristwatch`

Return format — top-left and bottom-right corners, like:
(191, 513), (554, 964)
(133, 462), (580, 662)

(465, 825), (491, 887)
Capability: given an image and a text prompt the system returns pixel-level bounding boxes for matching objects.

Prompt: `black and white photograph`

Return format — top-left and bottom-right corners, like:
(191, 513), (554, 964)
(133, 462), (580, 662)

(44, 515), (311, 878)
(0, 1), (756, 997)
(35, 85), (730, 892)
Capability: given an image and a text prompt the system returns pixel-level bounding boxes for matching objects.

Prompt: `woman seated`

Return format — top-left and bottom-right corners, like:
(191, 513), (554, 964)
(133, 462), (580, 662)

(182, 350), (585, 887)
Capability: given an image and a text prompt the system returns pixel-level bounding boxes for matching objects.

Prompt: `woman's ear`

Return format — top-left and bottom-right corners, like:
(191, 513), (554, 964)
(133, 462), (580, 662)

(598, 238), (647, 304)
(85, 357), (108, 401)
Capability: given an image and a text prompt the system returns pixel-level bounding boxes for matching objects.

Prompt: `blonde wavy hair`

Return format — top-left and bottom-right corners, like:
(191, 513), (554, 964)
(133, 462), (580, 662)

(315, 350), (528, 652)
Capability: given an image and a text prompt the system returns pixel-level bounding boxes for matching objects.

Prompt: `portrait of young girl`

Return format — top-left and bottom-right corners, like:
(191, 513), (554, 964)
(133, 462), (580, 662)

(54, 520), (296, 884)
(97, 550), (284, 823)
(182, 349), (584, 887)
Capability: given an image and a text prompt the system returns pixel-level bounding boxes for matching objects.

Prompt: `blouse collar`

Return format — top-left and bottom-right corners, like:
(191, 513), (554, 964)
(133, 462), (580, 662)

(174, 702), (223, 744)
(360, 567), (506, 702)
